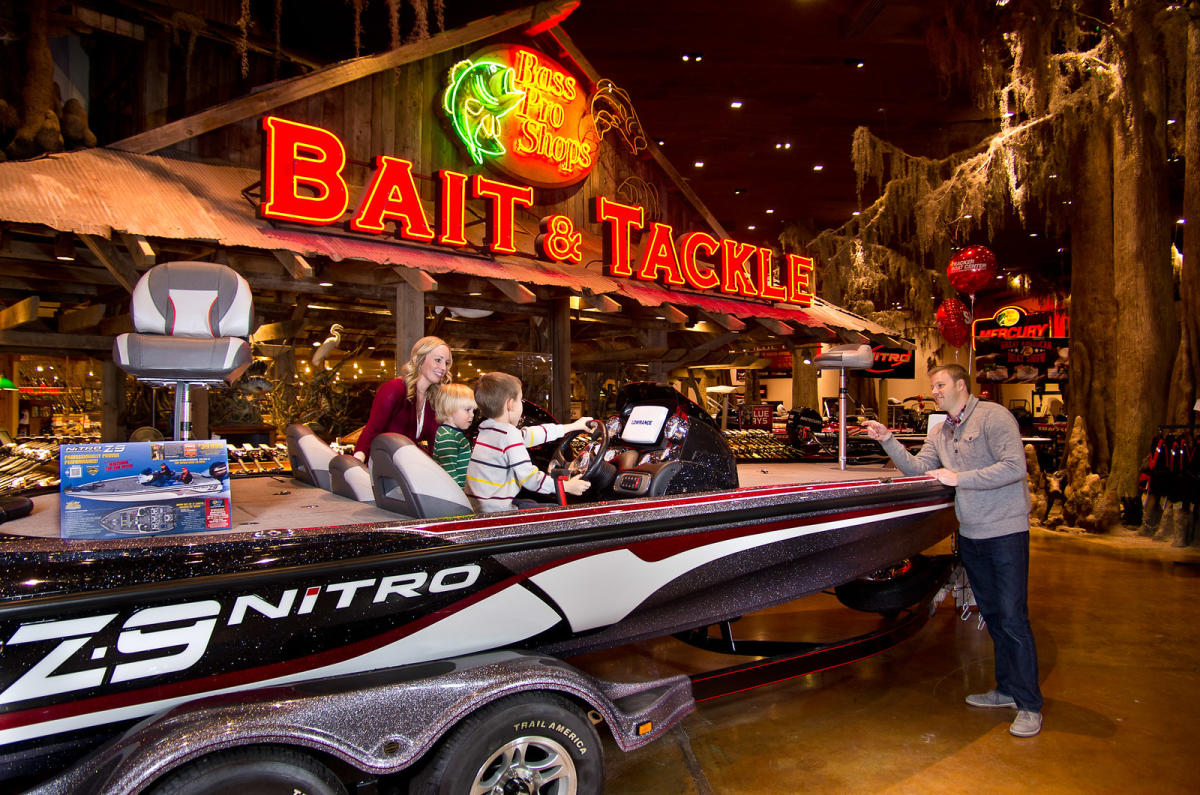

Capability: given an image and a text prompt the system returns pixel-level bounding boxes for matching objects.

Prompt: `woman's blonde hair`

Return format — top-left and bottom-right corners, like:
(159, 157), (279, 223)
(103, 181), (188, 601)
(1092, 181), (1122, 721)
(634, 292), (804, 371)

(434, 382), (475, 422)
(398, 336), (452, 402)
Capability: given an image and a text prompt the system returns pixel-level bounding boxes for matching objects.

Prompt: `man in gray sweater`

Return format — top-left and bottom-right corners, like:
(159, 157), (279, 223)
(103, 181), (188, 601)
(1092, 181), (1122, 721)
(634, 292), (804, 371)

(863, 363), (1043, 737)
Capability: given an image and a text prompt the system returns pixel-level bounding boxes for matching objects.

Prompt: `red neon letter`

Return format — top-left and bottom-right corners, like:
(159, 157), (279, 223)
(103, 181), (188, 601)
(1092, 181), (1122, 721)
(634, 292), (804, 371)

(756, 248), (787, 301)
(260, 116), (349, 226)
(679, 231), (720, 290)
(594, 196), (644, 278)
(349, 156), (435, 241)
(786, 254), (815, 306)
(472, 175), (534, 254)
(437, 169), (469, 247)
(636, 223), (686, 285)
(720, 239), (758, 297)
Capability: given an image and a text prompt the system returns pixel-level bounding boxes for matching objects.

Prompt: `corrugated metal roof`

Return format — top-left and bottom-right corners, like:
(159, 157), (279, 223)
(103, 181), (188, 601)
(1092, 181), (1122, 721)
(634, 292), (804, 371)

(0, 148), (902, 340)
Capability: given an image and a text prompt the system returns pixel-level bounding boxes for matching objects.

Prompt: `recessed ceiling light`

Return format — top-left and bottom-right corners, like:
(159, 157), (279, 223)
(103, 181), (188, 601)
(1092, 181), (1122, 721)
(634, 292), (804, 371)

(734, 188), (746, 195)
(681, 54), (689, 62)
(852, 211), (862, 216)
(318, 281), (333, 287)
(747, 225), (757, 231)
(856, 61), (865, 68)
(1167, 118), (1177, 124)
(1179, 218), (1187, 224)
(963, 213), (973, 219)
(1029, 232), (1039, 237)
(765, 209), (774, 214)
(694, 161), (704, 168)
(730, 100), (743, 109)
(812, 164), (824, 172)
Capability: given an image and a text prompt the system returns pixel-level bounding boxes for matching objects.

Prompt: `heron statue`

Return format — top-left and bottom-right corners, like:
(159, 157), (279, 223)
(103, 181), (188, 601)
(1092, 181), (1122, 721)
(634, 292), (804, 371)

(311, 323), (344, 368)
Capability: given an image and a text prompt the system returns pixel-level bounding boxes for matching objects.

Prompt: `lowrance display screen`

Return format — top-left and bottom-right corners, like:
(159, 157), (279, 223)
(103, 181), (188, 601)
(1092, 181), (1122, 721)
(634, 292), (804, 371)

(621, 405), (670, 444)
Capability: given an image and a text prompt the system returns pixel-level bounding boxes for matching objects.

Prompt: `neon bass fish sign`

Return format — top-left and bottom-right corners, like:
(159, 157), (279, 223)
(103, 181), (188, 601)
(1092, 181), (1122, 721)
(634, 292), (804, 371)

(258, 116), (815, 306)
(442, 45), (597, 188)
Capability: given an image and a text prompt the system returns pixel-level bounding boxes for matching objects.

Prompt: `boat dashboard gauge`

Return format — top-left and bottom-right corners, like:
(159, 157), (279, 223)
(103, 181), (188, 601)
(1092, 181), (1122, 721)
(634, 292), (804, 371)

(638, 444), (679, 465)
(605, 415), (623, 437)
(664, 414), (687, 442)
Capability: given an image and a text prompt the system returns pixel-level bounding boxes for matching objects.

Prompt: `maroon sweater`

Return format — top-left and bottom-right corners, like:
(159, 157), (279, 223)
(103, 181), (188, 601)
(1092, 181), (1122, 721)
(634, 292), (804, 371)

(354, 378), (438, 456)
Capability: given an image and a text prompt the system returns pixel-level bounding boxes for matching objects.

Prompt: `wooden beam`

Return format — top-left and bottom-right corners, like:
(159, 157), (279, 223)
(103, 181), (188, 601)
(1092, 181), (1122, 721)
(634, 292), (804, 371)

(0, 329), (113, 351)
(658, 303), (689, 324)
(755, 317), (793, 336)
(110, 2), (579, 154)
(273, 250), (314, 279)
(99, 313), (134, 336)
(57, 304), (107, 333)
(250, 319), (304, 343)
(580, 288), (620, 313)
(575, 346), (669, 364)
(393, 266), (438, 292)
(119, 232), (156, 268)
(0, 296), (39, 330)
(698, 310), (746, 332)
(79, 234), (139, 293)
(489, 278), (537, 304)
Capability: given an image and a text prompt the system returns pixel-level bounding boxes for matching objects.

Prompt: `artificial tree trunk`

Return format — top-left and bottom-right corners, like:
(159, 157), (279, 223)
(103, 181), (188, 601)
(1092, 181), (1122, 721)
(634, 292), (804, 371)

(5, 0), (62, 161)
(1106, 9), (1176, 508)
(1067, 121), (1117, 475)
(1169, 13), (1200, 425)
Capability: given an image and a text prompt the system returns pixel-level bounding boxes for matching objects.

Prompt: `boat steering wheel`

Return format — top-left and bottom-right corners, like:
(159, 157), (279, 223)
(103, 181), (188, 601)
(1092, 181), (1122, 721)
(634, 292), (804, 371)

(550, 420), (609, 480)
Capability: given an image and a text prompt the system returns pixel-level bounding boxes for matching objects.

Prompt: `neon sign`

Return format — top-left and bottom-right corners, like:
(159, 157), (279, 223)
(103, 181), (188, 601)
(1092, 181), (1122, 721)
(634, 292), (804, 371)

(258, 116), (814, 306)
(441, 45), (596, 188)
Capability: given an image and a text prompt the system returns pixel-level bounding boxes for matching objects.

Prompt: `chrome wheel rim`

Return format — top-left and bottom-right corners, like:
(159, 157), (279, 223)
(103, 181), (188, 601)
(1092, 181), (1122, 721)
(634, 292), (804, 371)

(470, 735), (577, 795)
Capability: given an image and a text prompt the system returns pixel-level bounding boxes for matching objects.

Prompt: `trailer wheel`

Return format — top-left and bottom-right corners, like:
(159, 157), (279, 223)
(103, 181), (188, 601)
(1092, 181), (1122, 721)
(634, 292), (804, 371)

(409, 692), (603, 795)
(147, 745), (347, 795)
(834, 555), (939, 617)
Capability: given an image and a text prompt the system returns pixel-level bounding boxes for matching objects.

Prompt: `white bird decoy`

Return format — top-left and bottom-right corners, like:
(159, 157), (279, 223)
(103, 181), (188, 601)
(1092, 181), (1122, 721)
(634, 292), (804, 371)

(311, 323), (344, 368)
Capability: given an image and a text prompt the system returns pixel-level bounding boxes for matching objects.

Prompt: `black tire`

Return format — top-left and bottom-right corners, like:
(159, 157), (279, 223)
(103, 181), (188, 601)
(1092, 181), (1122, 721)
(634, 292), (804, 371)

(834, 555), (940, 616)
(147, 745), (348, 795)
(409, 692), (603, 795)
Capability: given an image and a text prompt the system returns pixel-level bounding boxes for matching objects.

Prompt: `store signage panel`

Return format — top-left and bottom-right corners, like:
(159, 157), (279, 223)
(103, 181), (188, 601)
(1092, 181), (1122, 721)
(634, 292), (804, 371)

(258, 115), (815, 307)
(442, 45), (597, 188)
(973, 306), (1069, 383)
(863, 345), (915, 379)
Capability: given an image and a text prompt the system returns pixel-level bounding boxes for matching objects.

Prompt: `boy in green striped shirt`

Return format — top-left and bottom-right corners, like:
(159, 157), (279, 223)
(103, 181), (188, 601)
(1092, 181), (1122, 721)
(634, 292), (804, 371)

(432, 382), (476, 487)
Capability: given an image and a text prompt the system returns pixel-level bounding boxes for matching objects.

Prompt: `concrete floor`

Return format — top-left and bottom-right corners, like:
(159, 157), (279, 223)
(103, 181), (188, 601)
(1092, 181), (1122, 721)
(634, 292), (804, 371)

(568, 465), (1200, 794)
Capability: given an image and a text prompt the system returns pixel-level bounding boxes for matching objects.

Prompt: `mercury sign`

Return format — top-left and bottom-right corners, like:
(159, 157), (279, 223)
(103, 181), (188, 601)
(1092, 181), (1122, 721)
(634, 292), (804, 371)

(442, 45), (597, 188)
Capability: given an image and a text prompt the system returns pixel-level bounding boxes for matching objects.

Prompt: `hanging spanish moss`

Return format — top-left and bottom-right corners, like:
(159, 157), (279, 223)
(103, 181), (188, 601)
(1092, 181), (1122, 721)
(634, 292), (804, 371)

(434, 0), (445, 33)
(274, 0), (283, 78)
(348, 0), (365, 57)
(388, 0), (402, 52)
(237, 0), (251, 78)
(411, 0), (430, 42)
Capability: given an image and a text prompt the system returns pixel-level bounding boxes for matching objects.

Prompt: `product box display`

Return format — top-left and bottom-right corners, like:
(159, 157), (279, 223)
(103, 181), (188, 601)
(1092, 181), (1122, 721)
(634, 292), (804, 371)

(58, 440), (232, 539)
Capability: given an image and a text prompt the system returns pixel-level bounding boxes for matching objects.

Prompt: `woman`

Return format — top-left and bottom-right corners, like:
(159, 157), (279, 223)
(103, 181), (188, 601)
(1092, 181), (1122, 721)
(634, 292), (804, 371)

(354, 336), (453, 459)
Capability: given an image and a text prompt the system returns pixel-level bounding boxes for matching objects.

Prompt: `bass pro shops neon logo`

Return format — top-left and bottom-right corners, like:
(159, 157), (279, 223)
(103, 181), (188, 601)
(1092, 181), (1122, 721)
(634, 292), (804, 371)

(442, 45), (597, 188)
(0, 564), (480, 706)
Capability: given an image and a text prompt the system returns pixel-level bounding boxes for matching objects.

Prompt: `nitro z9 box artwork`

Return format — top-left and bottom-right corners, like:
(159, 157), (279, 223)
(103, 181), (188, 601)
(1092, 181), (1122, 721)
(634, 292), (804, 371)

(58, 441), (232, 539)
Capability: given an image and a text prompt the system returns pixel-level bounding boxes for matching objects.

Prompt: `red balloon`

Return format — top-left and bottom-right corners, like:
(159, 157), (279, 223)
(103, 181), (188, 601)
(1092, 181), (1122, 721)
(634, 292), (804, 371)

(936, 298), (971, 347)
(947, 245), (998, 294)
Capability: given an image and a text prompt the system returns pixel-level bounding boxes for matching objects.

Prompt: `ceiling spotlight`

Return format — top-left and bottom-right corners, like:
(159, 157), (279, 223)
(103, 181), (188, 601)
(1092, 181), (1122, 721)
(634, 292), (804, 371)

(681, 54), (689, 61)
(765, 209), (774, 214)
(747, 225), (757, 231)
(963, 213), (974, 219)
(856, 61), (865, 68)
(656, 139), (665, 146)
(812, 164), (824, 172)
(734, 188), (746, 195)
(1029, 232), (1039, 237)
(730, 100), (743, 109)
(1167, 118), (1177, 125)
(852, 211), (862, 217)
(54, 233), (75, 261)
(1178, 218), (1187, 225)
(318, 281), (333, 287)
(694, 161), (704, 168)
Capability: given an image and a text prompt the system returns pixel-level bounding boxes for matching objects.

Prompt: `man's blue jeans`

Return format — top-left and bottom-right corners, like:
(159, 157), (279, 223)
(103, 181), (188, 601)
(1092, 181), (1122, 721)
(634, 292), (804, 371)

(959, 532), (1043, 712)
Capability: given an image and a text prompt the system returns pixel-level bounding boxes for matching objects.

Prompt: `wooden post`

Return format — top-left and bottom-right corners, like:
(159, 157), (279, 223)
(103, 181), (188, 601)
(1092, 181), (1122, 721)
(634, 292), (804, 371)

(394, 282), (424, 377)
(0, 355), (17, 436)
(792, 346), (818, 411)
(550, 297), (571, 420)
(101, 360), (127, 442)
(645, 329), (668, 383)
(190, 385), (209, 440)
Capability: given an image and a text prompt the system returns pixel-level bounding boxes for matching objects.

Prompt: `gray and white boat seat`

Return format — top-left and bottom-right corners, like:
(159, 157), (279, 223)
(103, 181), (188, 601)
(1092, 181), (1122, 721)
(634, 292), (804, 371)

(369, 433), (473, 519)
(285, 424), (374, 505)
(112, 261), (253, 441)
(812, 343), (874, 370)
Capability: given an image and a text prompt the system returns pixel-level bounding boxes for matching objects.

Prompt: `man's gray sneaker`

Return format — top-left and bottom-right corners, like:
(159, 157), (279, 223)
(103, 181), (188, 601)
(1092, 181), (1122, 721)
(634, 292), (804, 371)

(1010, 710), (1043, 737)
(965, 689), (1017, 708)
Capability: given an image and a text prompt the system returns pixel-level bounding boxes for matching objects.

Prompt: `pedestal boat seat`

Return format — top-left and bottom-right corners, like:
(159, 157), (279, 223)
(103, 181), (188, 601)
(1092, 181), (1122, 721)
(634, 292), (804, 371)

(370, 433), (473, 518)
(812, 343), (876, 470)
(330, 453), (374, 505)
(112, 261), (253, 441)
